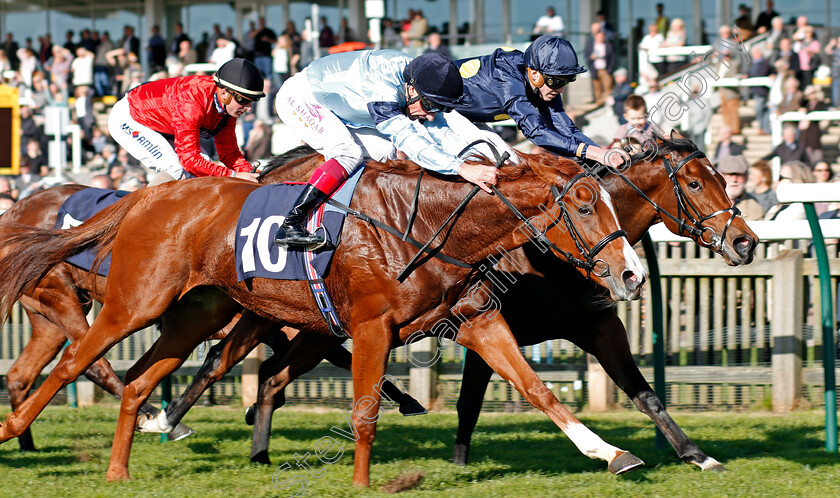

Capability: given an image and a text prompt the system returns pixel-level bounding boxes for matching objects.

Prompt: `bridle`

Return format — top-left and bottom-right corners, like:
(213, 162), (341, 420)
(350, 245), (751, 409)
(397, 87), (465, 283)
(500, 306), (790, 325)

(499, 173), (626, 279)
(394, 141), (629, 281)
(602, 147), (741, 252)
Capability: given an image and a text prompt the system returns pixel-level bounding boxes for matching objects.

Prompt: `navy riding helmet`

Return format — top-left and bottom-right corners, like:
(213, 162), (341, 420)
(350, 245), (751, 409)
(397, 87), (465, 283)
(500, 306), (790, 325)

(403, 52), (465, 109)
(524, 35), (587, 77)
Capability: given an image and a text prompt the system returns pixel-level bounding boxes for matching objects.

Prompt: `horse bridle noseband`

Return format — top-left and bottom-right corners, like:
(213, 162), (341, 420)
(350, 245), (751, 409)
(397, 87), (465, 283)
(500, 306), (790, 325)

(606, 148), (741, 252)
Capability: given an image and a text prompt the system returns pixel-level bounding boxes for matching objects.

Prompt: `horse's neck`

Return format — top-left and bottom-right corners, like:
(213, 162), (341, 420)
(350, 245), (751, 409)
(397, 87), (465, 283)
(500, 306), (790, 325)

(605, 164), (664, 244)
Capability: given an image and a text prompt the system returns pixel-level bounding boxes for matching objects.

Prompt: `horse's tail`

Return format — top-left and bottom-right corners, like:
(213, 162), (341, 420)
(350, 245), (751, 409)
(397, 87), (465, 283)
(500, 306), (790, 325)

(0, 190), (144, 321)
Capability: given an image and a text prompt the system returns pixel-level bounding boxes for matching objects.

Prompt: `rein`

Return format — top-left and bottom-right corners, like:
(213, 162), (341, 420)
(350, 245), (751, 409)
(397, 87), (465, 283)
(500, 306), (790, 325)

(602, 148), (740, 251)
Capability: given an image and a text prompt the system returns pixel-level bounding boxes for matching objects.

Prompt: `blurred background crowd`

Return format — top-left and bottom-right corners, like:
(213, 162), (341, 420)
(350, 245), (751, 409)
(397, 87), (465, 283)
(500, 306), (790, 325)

(0, 1), (837, 223)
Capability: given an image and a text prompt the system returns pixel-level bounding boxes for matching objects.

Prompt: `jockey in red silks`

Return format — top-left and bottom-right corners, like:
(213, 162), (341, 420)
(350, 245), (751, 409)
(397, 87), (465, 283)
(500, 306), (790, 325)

(273, 50), (505, 250)
(107, 58), (265, 185)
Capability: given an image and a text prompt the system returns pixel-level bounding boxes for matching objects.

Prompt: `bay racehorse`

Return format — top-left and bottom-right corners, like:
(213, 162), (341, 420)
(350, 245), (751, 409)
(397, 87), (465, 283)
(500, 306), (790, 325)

(150, 133), (757, 471)
(0, 147), (424, 451)
(0, 153), (645, 485)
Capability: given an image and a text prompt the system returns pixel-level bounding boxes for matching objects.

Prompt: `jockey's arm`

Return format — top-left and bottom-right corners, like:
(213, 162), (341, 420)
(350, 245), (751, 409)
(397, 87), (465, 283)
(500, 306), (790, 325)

(376, 113), (496, 193)
(171, 102), (252, 179)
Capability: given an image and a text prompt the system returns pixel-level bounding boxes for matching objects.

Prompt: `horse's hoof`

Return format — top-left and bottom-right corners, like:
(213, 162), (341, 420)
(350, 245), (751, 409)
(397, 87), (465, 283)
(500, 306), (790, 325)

(251, 450), (271, 465)
(106, 469), (130, 482)
(704, 462), (727, 472)
(689, 455), (727, 472)
(245, 405), (256, 426)
(608, 451), (644, 475)
(168, 423), (194, 442)
(399, 400), (428, 417)
(452, 443), (469, 466)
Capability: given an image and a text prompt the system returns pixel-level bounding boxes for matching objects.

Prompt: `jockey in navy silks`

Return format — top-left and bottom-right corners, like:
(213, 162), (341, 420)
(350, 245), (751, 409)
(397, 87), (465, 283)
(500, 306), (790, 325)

(452, 35), (628, 168)
(273, 50), (502, 250)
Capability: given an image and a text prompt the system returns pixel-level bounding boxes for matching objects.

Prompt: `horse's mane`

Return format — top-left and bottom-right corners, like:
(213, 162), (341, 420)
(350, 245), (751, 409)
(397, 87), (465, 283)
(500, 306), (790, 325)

(629, 135), (700, 164)
(258, 145), (318, 179)
(365, 150), (580, 183)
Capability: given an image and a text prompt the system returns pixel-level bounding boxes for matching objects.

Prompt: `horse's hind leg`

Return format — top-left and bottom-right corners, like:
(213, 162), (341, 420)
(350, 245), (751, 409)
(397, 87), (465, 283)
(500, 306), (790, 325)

(6, 312), (66, 451)
(148, 310), (276, 433)
(0, 303), (161, 444)
(249, 332), (344, 464)
(457, 313), (643, 475)
(108, 292), (240, 481)
(577, 312), (725, 472)
(452, 348), (494, 465)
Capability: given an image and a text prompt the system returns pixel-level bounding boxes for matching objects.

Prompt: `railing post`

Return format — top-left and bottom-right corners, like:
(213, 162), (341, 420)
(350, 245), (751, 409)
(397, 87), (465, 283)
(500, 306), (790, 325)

(803, 203), (838, 452)
(641, 233), (667, 449)
(586, 357), (615, 412)
(160, 375), (172, 443)
(771, 249), (803, 413)
(242, 343), (265, 407)
(64, 340), (78, 408)
(408, 337), (439, 410)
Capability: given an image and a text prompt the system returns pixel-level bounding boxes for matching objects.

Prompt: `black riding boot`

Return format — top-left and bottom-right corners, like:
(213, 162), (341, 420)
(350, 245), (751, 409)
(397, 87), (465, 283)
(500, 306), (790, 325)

(274, 185), (334, 250)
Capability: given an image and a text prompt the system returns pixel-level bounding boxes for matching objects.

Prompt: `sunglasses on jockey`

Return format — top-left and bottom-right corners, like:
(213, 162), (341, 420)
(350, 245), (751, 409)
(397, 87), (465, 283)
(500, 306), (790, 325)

(542, 74), (576, 90)
(405, 92), (453, 114)
(227, 88), (259, 105)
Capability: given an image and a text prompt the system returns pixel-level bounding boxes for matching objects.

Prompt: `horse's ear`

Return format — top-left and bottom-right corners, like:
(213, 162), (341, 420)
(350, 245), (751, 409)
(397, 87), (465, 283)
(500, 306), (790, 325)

(670, 129), (685, 140)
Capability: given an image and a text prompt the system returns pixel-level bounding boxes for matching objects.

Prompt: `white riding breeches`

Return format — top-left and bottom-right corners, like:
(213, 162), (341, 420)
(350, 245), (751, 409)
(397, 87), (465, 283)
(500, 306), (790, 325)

(108, 97), (186, 180)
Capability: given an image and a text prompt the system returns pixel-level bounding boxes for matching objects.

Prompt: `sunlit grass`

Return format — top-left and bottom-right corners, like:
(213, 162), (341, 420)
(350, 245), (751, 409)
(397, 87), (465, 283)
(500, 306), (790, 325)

(1, 404), (838, 497)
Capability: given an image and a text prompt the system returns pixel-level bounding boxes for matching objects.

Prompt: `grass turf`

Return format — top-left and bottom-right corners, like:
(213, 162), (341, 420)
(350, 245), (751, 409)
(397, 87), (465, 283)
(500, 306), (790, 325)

(0, 404), (838, 497)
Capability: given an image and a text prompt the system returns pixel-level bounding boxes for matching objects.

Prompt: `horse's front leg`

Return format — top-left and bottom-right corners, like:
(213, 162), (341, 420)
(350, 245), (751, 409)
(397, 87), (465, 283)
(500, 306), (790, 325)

(578, 312), (725, 472)
(457, 313), (643, 474)
(350, 325), (393, 487)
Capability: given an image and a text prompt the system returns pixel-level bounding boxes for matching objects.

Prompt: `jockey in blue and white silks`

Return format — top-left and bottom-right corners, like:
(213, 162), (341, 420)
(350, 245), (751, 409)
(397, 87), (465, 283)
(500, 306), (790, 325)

(453, 35), (627, 168)
(274, 50), (505, 250)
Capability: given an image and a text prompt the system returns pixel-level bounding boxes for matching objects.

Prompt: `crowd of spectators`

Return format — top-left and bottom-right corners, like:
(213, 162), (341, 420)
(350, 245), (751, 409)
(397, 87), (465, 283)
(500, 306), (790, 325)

(600, 3), (840, 223)
(0, 7), (838, 222)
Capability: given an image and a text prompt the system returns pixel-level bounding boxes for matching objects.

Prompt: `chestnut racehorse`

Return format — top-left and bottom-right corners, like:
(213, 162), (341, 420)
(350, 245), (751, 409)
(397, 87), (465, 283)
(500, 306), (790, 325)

(151, 134), (757, 471)
(0, 153), (645, 485)
(0, 147), (425, 451)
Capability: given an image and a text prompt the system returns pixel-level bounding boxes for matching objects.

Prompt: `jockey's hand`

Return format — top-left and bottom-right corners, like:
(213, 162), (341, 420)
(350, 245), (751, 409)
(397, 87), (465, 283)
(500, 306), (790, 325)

(233, 171), (260, 183)
(585, 145), (630, 169)
(458, 163), (497, 193)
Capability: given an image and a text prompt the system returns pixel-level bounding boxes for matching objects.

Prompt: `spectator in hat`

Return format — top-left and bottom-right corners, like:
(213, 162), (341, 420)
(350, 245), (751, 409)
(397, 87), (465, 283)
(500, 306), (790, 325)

(717, 155), (765, 220)
(107, 58), (265, 185)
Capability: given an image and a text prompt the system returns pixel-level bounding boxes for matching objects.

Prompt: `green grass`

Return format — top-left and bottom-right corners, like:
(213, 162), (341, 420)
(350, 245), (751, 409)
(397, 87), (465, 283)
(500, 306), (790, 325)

(1, 403), (839, 497)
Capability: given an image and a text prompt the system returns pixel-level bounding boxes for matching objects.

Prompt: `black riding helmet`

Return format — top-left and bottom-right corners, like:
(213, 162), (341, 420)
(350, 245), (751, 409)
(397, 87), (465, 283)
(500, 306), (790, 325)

(214, 58), (266, 101)
(403, 52), (465, 111)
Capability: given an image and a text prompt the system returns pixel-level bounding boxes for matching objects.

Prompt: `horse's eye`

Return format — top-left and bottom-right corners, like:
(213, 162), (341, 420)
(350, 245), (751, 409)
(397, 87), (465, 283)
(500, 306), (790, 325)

(687, 181), (702, 191)
(578, 206), (592, 216)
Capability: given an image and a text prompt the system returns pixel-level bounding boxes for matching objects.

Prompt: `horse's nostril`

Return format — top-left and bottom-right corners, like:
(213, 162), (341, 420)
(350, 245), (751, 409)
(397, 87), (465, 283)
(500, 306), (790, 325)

(734, 236), (755, 258)
(622, 270), (643, 291)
